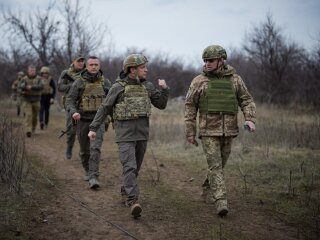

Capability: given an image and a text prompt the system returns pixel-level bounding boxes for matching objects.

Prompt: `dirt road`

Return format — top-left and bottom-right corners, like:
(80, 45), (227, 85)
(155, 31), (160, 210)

(22, 111), (298, 240)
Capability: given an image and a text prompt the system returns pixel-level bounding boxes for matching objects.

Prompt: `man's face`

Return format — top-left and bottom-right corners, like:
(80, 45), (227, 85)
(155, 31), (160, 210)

(204, 58), (222, 72)
(42, 72), (49, 79)
(131, 64), (148, 79)
(73, 58), (85, 70)
(86, 58), (100, 74)
(27, 67), (36, 77)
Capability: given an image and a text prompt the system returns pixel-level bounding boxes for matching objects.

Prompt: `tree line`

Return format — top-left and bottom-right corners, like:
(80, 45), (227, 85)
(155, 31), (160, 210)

(0, 1), (319, 108)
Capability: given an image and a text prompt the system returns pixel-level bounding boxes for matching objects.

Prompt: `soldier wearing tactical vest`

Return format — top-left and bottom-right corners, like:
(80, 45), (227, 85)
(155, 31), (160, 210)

(185, 45), (256, 217)
(39, 66), (56, 130)
(88, 54), (169, 218)
(11, 71), (24, 116)
(58, 55), (85, 159)
(66, 56), (111, 189)
(19, 65), (44, 138)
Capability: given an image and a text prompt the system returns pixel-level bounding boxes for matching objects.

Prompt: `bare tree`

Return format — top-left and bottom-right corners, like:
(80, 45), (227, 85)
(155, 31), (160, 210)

(243, 13), (305, 104)
(2, 2), (59, 66)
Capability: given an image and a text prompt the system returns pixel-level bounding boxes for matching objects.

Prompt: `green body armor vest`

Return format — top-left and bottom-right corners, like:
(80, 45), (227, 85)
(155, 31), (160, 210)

(113, 82), (151, 120)
(199, 77), (238, 114)
(41, 77), (52, 95)
(79, 79), (105, 112)
(24, 77), (42, 96)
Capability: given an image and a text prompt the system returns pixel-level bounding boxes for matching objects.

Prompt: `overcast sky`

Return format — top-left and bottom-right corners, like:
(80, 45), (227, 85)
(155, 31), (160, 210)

(1, 0), (320, 65)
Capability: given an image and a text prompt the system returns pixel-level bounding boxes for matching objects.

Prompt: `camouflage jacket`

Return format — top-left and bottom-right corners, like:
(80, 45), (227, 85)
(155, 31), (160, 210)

(185, 64), (256, 138)
(18, 75), (44, 103)
(65, 69), (111, 121)
(57, 66), (83, 95)
(89, 75), (170, 142)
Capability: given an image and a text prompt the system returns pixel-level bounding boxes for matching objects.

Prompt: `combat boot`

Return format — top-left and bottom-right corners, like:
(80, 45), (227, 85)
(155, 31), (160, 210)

(130, 202), (142, 219)
(216, 199), (228, 217)
(40, 122), (44, 130)
(26, 132), (31, 138)
(65, 145), (73, 160)
(89, 177), (100, 189)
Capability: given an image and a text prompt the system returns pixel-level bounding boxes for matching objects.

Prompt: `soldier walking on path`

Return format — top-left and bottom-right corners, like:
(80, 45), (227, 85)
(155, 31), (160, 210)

(88, 54), (170, 218)
(19, 65), (44, 137)
(184, 45), (256, 217)
(66, 56), (111, 189)
(11, 71), (24, 116)
(58, 55), (85, 159)
(39, 66), (56, 130)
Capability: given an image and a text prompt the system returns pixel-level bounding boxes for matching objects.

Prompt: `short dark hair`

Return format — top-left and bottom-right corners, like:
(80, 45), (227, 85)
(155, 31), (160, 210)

(88, 56), (99, 60)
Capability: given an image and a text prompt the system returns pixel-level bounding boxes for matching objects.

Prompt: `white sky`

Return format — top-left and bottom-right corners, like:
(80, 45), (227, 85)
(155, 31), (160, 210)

(1, 0), (320, 65)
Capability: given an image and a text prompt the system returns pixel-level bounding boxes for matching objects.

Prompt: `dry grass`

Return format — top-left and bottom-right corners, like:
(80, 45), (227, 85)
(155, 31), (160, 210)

(149, 100), (320, 239)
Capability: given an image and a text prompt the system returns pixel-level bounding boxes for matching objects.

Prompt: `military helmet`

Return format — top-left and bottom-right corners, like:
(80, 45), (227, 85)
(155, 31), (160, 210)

(40, 66), (50, 74)
(123, 54), (148, 73)
(202, 45), (227, 60)
(18, 71), (24, 76)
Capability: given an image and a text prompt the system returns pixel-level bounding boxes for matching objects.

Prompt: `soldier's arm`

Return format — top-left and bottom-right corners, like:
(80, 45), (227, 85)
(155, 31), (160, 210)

(65, 81), (81, 116)
(235, 75), (256, 123)
(145, 81), (170, 110)
(89, 83), (122, 132)
(184, 78), (200, 137)
(57, 70), (72, 93)
(103, 78), (112, 95)
(50, 78), (57, 99)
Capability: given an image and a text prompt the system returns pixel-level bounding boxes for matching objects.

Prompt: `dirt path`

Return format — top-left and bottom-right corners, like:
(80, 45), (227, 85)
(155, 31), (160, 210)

(22, 111), (299, 240)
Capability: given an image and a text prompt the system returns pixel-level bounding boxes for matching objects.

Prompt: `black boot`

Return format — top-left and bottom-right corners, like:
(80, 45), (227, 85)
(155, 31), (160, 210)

(65, 145), (73, 159)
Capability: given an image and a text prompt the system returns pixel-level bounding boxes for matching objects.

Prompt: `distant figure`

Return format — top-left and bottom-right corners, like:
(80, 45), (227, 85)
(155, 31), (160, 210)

(11, 71), (24, 116)
(88, 54), (170, 218)
(58, 55), (85, 159)
(184, 45), (256, 217)
(66, 56), (111, 189)
(19, 65), (44, 137)
(39, 66), (56, 130)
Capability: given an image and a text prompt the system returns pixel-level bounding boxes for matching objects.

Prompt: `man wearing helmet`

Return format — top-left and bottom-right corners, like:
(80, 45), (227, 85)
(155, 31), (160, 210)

(66, 56), (111, 189)
(58, 54), (85, 160)
(185, 45), (256, 217)
(88, 53), (169, 218)
(11, 71), (24, 116)
(39, 66), (56, 130)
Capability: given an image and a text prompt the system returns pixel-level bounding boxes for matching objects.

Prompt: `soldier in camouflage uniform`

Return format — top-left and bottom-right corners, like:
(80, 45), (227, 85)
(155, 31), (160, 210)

(66, 56), (111, 189)
(19, 66), (44, 137)
(58, 55), (85, 159)
(39, 66), (56, 130)
(88, 54), (169, 218)
(184, 45), (256, 217)
(11, 71), (24, 116)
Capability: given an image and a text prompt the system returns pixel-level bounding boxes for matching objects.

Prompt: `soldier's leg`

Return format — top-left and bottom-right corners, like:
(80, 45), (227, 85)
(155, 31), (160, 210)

(24, 102), (32, 135)
(44, 96), (51, 126)
(77, 121), (90, 175)
(39, 97), (45, 129)
(201, 136), (227, 203)
(88, 124), (105, 179)
(221, 137), (232, 169)
(32, 101), (40, 132)
(118, 142), (140, 204)
(65, 112), (76, 159)
(135, 140), (147, 175)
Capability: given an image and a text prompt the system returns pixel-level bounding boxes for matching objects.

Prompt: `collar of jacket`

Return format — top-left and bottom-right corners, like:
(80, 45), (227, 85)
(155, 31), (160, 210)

(81, 69), (103, 82)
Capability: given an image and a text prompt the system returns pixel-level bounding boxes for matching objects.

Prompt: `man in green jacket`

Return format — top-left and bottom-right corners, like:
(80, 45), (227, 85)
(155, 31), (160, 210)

(58, 55), (85, 159)
(66, 56), (111, 189)
(185, 45), (256, 217)
(88, 54), (169, 218)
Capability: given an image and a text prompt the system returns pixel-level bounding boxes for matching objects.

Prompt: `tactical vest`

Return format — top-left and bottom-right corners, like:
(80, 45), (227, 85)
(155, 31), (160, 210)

(41, 77), (53, 95)
(23, 76), (42, 96)
(199, 77), (238, 114)
(79, 79), (106, 112)
(113, 82), (151, 120)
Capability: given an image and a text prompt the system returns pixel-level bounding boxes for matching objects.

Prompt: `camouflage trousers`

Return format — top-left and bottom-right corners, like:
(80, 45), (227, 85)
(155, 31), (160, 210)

(201, 136), (232, 203)
(65, 111), (76, 147)
(76, 120), (105, 179)
(23, 101), (40, 133)
(118, 141), (147, 205)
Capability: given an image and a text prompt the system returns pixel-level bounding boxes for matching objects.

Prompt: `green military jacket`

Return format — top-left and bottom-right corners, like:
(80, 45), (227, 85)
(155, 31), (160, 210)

(89, 75), (170, 142)
(185, 64), (256, 138)
(58, 66), (83, 94)
(65, 69), (111, 121)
